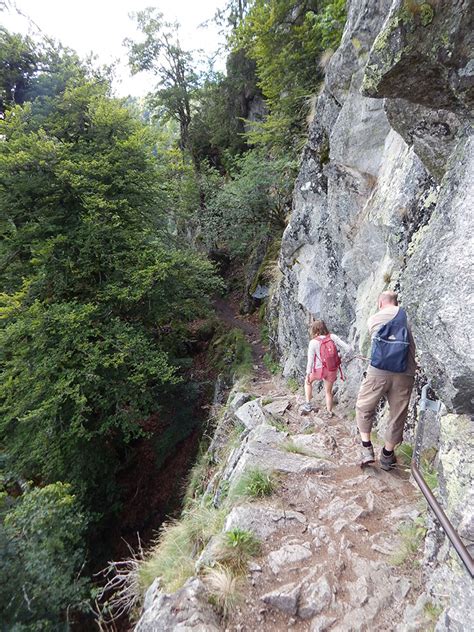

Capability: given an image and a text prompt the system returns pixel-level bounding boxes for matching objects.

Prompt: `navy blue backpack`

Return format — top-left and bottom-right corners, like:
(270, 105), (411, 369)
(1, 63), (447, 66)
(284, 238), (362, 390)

(370, 308), (410, 372)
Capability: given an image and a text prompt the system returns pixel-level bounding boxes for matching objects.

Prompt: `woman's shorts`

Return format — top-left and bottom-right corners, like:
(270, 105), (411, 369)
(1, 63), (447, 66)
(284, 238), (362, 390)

(309, 368), (338, 384)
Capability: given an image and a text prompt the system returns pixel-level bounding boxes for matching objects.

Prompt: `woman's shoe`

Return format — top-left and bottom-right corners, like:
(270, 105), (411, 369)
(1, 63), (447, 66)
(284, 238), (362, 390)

(300, 402), (313, 415)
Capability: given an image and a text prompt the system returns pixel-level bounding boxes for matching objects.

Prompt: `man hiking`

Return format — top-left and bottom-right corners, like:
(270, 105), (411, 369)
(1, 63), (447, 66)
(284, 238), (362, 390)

(356, 291), (416, 470)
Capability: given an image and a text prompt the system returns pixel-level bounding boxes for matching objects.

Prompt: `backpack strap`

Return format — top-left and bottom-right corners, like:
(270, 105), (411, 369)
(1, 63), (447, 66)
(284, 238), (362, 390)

(392, 307), (407, 324)
(319, 335), (330, 368)
(312, 336), (328, 372)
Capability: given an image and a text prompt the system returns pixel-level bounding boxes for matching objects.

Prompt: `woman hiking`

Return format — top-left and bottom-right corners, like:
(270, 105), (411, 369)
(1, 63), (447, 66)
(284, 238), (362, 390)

(301, 319), (352, 417)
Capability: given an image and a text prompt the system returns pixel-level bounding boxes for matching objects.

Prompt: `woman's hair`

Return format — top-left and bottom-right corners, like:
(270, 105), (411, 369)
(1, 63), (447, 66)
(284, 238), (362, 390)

(310, 319), (329, 338)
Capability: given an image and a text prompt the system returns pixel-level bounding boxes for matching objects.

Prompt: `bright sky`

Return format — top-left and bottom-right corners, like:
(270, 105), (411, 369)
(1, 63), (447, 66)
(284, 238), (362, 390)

(2, 0), (227, 97)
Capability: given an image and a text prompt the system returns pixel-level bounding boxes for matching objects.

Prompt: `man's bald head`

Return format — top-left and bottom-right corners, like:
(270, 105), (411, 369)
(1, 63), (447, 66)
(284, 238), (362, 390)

(378, 291), (398, 308)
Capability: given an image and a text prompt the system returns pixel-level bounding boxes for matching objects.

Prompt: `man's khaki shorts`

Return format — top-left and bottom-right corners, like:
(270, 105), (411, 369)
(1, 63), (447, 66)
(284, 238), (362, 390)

(356, 373), (414, 445)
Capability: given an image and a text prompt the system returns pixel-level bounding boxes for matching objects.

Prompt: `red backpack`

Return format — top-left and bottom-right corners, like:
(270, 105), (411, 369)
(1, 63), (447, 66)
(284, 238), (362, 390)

(315, 335), (344, 379)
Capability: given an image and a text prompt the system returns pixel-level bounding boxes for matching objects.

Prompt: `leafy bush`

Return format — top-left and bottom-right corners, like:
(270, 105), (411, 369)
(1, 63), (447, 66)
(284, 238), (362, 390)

(0, 483), (90, 628)
(287, 377), (300, 393)
(263, 352), (281, 375)
(201, 149), (295, 256)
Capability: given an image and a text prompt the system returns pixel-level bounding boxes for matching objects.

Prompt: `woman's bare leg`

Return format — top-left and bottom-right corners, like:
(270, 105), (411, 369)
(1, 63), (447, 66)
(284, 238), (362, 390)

(304, 379), (313, 403)
(324, 380), (334, 413)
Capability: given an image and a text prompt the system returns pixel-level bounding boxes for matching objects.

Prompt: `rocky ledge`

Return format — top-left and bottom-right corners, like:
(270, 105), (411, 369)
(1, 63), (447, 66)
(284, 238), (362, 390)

(134, 377), (471, 631)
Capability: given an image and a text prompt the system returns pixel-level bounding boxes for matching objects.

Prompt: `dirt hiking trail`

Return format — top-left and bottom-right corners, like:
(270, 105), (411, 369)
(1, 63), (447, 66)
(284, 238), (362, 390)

(225, 375), (426, 632)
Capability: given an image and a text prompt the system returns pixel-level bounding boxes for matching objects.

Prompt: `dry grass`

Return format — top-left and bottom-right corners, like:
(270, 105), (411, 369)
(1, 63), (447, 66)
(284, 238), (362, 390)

(138, 503), (226, 593)
(319, 48), (335, 70)
(95, 539), (145, 624)
(204, 565), (242, 618)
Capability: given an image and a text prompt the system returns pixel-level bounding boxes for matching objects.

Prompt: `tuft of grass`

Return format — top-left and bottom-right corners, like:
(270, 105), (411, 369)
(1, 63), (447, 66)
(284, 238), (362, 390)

(211, 328), (253, 378)
(184, 449), (215, 505)
(282, 439), (329, 460)
(263, 352), (281, 375)
(262, 397), (273, 406)
(138, 503), (226, 593)
(282, 439), (311, 456)
(227, 422), (246, 449)
(217, 479), (230, 503)
(424, 601), (443, 624)
(421, 460), (438, 491)
(396, 445), (439, 489)
(347, 410), (356, 420)
(204, 565), (242, 618)
(391, 516), (427, 567)
(230, 468), (276, 501)
(396, 442), (413, 467)
(268, 416), (288, 433)
(287, 377), (300, 393)
(215, 528), (261, 571)
(318, 48), (334, 71)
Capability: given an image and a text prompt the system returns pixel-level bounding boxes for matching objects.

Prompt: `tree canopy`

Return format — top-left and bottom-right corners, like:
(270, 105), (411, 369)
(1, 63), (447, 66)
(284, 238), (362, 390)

(0, 36), (220, 630)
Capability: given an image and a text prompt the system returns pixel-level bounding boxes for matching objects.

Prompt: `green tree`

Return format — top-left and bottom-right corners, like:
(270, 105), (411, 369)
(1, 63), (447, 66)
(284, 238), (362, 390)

(1, 482), (89, 628)
(0, 81), (221, 514)
(233, 0), (346, 151)
(188, 49), (263, 168)
(126, 8), (199, 152)
(201, 149), (296, 255)
(0, 27), (38, 113)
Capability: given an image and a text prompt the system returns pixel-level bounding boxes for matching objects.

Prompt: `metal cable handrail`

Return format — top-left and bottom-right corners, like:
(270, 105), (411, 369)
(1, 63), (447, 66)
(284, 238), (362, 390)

(413, 384), (474, 578)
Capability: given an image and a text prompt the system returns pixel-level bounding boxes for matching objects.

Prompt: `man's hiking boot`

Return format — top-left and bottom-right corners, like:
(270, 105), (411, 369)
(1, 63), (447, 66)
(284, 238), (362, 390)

(380, 449), (397, 471)
(300, 402), (313, 415)
(360, 444), (375, 467)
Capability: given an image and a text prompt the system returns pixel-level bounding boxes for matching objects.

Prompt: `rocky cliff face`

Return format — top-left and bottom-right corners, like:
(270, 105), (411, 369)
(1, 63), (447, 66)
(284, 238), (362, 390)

(274, 0), (473, 628)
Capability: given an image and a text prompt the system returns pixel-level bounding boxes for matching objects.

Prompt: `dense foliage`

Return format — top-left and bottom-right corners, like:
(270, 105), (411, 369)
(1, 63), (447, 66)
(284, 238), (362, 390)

(200, 149), (295, 255)
(233, 0), (346, 150)
(1, 483), (89, 627)
(0, 39), (220, 629)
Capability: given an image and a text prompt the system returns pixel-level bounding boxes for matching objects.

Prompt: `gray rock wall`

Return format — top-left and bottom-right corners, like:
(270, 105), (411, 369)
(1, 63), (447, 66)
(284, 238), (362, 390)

(275, 0), (473, 407)
(274, 0), (473, 628)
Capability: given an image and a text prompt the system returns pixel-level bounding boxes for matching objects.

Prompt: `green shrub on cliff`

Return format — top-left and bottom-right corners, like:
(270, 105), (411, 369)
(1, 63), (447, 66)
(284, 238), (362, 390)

(201, 149), (295, 256)
(234, 0), (346, 151)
